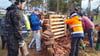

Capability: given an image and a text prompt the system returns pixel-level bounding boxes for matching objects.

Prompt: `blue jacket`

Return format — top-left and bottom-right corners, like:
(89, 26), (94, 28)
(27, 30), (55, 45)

(31, 12), (40, 31)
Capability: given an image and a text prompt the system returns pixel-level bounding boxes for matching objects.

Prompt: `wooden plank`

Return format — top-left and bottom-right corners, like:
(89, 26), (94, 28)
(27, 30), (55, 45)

(51, 25), (64, 28)
(51, 28), (64, 32)
(54, 31), (64, 35)
(49, 15), (65, 18)
(42, 34), (50, 38)
(49, 15), (61, 18)
(53, 34), (65, 39)
(64, 24), (67, 36)
(51, 19), (63, 21)
(51, 22), (64, 25)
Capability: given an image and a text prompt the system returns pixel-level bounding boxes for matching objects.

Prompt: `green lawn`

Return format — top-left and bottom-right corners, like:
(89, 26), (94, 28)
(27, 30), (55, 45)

(94, 16), (100, 25)
(0, 14), (5, 18)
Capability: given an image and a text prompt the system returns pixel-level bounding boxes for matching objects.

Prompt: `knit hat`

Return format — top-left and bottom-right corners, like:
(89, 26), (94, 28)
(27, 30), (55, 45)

(16, 0), (26, 2)
(9, 0), (26, 3)
(74, 8), (78, 11)
(79, 13), (83, 17)
(70, 12), (78, 18)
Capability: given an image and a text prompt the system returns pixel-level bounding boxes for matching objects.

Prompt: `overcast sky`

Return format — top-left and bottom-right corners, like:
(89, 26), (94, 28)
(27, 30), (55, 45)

(0, 0), (99, 10)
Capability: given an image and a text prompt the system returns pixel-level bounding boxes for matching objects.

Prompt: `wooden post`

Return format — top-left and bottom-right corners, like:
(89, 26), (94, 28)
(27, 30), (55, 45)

(57, 0), (59, 14)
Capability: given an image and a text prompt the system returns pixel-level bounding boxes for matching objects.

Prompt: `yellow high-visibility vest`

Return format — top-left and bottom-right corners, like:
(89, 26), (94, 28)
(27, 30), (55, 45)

(23, 14), (31, 30)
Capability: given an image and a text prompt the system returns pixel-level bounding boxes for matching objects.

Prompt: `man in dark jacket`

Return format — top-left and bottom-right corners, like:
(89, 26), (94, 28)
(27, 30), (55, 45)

(5, 0), (26, 56)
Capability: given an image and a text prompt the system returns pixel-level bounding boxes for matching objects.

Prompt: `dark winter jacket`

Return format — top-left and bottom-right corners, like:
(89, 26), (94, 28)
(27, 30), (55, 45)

(5, 4), (24, 41)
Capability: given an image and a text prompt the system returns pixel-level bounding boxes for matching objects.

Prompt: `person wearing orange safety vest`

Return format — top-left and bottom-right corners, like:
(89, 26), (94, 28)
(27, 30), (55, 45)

(64, 12), (84, 56)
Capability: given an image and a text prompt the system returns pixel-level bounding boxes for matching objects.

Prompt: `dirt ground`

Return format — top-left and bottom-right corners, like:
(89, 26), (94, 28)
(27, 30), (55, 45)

(1, 36), (100, 56)
(0, 31), (100, 56)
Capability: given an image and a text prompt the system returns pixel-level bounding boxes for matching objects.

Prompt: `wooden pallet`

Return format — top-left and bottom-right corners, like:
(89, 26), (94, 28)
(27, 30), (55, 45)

(42, 15), (67, 56)
(49, 15), (67, 40)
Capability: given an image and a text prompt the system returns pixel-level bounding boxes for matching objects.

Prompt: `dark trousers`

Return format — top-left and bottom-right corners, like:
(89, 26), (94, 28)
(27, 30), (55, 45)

(69, 37), (81, 56)
(84, 29), (93, 47)
(87, 29), (93, 47)
(6, 33), (19, 56)
(1, 35), (6, 49)
(97, 31), (100, 43)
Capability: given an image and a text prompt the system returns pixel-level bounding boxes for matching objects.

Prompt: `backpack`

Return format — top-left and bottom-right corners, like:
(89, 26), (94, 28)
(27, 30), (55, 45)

(29, 15), (33, 28)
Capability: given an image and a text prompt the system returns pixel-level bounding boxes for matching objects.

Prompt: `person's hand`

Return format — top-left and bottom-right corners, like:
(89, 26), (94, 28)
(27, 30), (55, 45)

(63, 19), (66, 24)
(27, 29), (31, 34)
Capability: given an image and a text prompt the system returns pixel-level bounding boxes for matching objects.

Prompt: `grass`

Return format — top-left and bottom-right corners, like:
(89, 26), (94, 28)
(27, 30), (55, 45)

(94, 16), (100, 25)
(0, 14), (5, 18)
(0, 37), (7, 56)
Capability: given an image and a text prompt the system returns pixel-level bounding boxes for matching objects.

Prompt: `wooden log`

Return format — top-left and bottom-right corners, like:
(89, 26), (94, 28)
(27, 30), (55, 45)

(47, 48), (54, 56)
(42, 30), (54, 38)
(44, 41), (54, 45)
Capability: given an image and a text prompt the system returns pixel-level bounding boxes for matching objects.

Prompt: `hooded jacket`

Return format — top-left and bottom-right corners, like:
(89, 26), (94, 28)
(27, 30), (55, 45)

(30, 12), (41, 31)
(65, 13), (84, 38)
(5, 4), (24, 41)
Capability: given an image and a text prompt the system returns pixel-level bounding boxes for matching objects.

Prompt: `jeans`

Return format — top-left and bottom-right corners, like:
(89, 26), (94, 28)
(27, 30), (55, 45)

(29, 30), (41, 51)
(88, 29), (93, 47)
(84, 29), (93, 47)
(69, 37), (81, 56)
(1, 35), (6, 49)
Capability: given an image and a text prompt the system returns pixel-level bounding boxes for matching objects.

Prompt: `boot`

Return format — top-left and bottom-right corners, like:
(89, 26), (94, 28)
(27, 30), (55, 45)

(81, 44), (85, 50)
(95, 43), (100, 50)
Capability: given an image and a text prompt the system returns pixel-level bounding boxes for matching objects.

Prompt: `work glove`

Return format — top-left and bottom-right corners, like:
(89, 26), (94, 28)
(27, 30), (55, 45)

(19, 40), (25, 47)
(27, 29), (31, 34)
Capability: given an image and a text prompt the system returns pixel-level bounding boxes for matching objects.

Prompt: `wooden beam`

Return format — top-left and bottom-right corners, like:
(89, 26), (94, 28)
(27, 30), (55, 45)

(51, 28), (64, 32)
(54, 31), (64, 35)
(51, 19), (63, 21)
(51, 25), (64, 28)
(53, 34), (65, 39)
(51, 22), (64, 25)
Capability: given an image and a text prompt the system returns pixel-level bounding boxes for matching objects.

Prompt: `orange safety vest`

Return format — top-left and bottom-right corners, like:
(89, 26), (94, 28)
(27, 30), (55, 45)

(66, 16), (84, 38)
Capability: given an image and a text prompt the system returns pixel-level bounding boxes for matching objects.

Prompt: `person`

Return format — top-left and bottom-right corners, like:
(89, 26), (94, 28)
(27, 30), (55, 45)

(0, 17), (6, 50)
(64, 12), (84, 56)
(95, 24), (100, 50)
(29, 8), (41, 52)
(80, 13), (94, 47)
(74, 8), (86, 50)
(5, 0), (26, 56)
(19, 14), (30, 56)
(90, 14), (94, 22)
